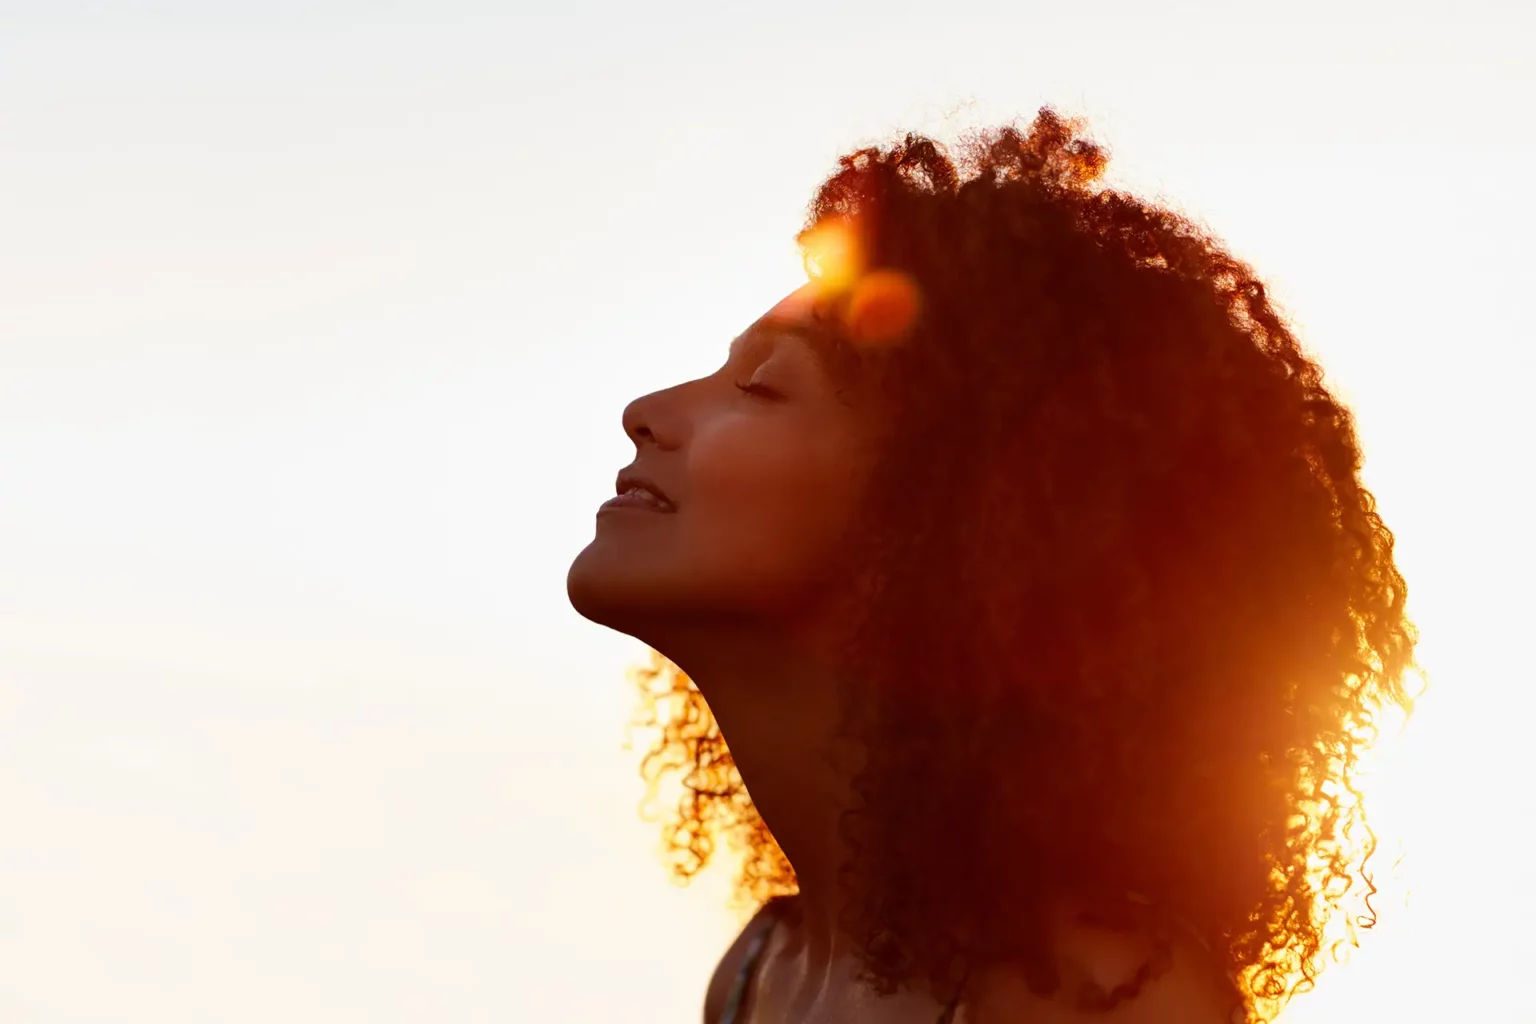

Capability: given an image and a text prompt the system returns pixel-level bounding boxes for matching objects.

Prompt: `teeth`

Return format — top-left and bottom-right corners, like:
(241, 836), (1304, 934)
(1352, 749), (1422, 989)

(625, 486), (668, 507)
(612, 475), (675, 510)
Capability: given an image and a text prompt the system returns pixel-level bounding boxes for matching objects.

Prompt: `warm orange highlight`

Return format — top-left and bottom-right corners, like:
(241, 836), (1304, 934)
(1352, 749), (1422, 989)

(631, 109), (1418, 1024)
(798, 215), (863, 291)
(845, 269), (922, 347)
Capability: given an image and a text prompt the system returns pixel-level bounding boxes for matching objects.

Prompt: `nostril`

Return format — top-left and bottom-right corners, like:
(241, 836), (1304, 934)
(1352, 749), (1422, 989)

(621, 394), (656, 446)
(621, 387), (685, 450)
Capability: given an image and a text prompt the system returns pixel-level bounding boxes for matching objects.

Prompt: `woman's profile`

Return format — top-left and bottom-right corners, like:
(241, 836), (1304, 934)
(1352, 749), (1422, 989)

(566, 109), (1417, 1023)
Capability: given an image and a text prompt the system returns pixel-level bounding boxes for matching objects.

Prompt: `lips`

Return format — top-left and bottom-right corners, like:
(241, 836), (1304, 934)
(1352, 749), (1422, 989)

(605, 469), (677, 513)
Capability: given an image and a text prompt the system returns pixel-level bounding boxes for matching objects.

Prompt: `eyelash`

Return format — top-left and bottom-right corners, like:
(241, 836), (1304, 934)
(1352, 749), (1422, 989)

(734, 380), (781, 399)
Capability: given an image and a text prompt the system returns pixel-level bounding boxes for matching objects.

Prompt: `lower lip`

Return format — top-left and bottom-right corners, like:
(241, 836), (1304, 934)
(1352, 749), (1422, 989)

(598, 494), (676, 515)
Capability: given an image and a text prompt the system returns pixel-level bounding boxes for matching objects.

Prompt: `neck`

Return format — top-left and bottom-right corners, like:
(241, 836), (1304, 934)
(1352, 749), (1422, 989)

(649, 617), (862, 974)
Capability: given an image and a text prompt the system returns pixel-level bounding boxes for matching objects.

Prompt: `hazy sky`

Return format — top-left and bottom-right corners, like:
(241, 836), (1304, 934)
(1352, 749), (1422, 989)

(2, 2), (1532, 1021)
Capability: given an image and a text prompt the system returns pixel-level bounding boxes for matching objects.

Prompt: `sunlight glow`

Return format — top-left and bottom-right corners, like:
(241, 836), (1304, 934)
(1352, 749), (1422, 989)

(1, 5), (1528, 1023)
(846, 269), (923, 347)
(799, 216), (864, 291)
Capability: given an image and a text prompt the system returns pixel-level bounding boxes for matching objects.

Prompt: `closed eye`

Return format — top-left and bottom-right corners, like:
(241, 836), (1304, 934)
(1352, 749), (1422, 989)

(734, 380), (782, 400)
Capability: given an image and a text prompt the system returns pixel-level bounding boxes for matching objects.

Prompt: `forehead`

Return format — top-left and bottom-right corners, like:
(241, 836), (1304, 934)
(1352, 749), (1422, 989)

(730, 283), (848, 363)
(764, 283), (825, 323)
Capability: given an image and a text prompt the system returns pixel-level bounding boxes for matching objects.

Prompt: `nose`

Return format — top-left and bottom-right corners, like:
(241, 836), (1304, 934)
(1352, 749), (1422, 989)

(621, 386), (682, 449)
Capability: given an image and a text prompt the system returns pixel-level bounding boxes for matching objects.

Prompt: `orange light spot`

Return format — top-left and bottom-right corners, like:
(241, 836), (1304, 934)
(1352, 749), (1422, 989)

(845, 269), (921, 347)
(799, 217), (863, 291)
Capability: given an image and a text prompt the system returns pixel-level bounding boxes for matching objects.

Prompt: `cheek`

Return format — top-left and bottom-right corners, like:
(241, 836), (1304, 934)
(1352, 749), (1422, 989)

(684, 415), (863, 607)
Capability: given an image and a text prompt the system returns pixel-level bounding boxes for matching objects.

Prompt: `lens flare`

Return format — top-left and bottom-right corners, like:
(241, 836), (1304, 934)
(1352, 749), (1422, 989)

(799, 217), (863, 291)
(799, 217), (921, 346)
(845, 269), (922, 347)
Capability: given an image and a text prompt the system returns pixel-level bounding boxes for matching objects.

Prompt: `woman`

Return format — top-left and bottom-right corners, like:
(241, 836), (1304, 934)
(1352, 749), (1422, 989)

(566, 109), (1417, 1023)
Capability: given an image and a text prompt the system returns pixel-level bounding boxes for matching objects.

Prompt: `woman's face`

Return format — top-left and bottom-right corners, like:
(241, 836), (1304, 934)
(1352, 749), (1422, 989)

(566, 285), (878, 641)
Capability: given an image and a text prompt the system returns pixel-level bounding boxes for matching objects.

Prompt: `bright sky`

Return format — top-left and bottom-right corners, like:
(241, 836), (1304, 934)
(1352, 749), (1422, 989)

(1, 2), (1532, 1022)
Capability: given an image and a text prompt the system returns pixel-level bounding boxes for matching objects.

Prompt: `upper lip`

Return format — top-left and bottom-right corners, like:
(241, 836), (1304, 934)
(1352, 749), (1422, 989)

(614, 468), (676, 508)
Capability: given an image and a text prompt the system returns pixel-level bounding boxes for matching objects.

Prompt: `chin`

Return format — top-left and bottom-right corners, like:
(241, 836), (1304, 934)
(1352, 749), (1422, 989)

(567, 546), (760, 650)
(566, 543), (675, 638)
(565, 546), (623, 628)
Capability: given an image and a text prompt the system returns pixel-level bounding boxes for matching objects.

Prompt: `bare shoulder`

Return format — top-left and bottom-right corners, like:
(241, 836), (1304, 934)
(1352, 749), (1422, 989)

(701, 896), (795, 1024)
(964, 916), (1244, 1024)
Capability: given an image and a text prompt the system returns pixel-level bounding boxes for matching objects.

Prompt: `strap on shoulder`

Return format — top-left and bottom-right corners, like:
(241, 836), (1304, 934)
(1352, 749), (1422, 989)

(714, 895), (796, 1024)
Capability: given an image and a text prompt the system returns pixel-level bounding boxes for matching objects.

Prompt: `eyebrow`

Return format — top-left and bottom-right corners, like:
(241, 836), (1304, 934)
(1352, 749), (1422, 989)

(729, 315), (854, 377)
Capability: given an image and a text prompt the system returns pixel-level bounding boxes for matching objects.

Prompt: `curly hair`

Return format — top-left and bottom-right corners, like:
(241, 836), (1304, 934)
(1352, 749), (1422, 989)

(628, 108), (1418, 1022)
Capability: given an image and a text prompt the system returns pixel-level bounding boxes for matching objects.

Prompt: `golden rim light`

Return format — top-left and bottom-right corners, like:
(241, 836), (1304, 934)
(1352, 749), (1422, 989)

(799, 216), (922, 348)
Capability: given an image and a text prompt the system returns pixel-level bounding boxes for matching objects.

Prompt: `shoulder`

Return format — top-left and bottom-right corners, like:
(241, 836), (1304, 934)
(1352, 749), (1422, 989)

(702, 895), (796, 1024)
(963, 915), (1244, 1024)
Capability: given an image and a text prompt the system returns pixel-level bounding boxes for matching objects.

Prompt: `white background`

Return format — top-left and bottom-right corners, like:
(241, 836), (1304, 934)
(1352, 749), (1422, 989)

(2, 2), (1532, 1021)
